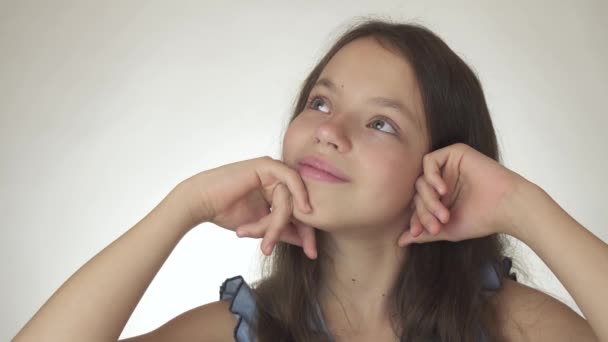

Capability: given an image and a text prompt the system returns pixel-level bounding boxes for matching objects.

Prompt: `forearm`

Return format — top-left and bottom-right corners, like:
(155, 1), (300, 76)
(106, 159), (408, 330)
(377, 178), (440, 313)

(14, 184), (196, 342)
(508, 183), (608, 341)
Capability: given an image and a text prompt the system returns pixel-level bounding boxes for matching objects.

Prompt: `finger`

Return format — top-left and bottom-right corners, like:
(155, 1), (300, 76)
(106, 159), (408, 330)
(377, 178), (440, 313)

(278, 224), (304, 247)
(238, 217), (303, 247)
(410, 211), (424, 237)
(400, 213), (451, 245)
(406, 198), (424, 238)
(261, 183), (293, 255)
(415, 177), (450, 224)
(399, 228), (438, 246)
(236, 214), (272, 238)
(398, 229), (416, 246)
(422, 152), (448, 196)
(261, 157), (312, 213)
(295, 220), (317, 259)
(398, 213), (418, 246)
(414, 194), (443, 236)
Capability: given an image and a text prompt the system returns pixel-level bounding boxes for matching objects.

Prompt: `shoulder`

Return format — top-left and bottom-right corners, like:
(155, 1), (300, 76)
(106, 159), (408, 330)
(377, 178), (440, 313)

(492, 278), (598, 341)
(120, 300), (236, 342)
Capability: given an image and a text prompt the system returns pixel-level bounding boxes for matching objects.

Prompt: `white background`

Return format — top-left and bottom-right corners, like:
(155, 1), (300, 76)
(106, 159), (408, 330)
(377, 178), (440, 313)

(2, 0), (606, 340)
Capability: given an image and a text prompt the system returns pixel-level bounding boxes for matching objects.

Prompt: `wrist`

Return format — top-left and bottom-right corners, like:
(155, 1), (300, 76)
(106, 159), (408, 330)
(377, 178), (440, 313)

(158, 182), (205, 234)
(502, 179), (556, 242)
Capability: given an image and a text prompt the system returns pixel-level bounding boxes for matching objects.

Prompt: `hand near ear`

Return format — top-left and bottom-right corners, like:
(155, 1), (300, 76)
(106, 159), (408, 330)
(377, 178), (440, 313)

(398, 143), (532, 246)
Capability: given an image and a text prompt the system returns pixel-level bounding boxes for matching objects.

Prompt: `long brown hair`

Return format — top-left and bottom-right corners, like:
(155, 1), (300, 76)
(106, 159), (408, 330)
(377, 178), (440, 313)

(251, 18), (520, 341)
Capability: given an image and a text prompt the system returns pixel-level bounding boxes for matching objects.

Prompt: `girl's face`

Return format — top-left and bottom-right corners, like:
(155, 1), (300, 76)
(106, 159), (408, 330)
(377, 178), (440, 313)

(283, 36), (430, 236)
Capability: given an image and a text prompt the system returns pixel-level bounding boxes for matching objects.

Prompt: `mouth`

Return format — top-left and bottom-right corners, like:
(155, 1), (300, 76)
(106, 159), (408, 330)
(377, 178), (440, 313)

(296, 155), (351, 183)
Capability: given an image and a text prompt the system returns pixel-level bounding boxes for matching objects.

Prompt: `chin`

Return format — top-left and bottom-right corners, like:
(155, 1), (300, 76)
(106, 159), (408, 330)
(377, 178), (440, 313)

(295, 211), (352, 234)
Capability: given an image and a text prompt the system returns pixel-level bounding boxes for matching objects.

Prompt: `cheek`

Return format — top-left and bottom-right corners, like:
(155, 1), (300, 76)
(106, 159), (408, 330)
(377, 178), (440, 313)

(366, 153), (419, 203)
(281, 118), (307, 162)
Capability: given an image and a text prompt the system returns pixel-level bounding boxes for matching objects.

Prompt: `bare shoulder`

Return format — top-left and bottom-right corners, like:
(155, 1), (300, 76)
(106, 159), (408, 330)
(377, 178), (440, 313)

(492, 278), (598, 342)
(119, 299), (236, 342)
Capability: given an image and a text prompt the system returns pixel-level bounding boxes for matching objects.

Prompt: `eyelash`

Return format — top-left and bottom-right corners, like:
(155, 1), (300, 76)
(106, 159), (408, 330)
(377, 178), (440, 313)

(306, 95), (399, 135)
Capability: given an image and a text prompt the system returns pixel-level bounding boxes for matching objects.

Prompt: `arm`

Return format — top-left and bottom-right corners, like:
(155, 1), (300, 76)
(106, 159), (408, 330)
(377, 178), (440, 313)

(506, 181), (608, 342)
(13, 183), (197, 342)
(118, 300), (235, 342)
(493, 278), (598, 341)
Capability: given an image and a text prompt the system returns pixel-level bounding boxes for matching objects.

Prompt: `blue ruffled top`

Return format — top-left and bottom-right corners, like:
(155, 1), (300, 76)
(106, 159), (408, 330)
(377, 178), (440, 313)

(219, 257), (517, 341)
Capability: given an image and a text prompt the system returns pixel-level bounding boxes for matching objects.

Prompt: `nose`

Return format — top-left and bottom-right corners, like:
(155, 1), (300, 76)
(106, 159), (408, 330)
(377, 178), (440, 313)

(314, 114), (352, 153)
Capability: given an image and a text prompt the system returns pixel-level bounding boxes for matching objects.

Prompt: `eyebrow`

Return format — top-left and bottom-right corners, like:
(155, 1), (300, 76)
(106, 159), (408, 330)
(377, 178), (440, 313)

(313, 77), (420, 129)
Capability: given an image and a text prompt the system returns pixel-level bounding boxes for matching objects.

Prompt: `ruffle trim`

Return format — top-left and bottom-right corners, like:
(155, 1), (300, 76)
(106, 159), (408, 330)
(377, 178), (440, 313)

(481, 256), (517, 291)
(220, 257), (517, 341)
(219, 275), (256, 342)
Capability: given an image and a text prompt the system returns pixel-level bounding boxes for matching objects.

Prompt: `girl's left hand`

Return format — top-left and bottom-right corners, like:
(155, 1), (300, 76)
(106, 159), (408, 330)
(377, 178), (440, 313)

(398, 143), (532, 246)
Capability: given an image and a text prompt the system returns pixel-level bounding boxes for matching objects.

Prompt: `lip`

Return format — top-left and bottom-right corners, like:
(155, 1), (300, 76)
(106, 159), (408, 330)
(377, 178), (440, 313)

(296, 155), (351, 183)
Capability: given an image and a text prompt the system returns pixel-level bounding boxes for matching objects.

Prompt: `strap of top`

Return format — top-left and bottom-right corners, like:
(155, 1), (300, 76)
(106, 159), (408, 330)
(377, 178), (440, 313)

(220, 257), (517, 341)
(219, 275), (256, 342)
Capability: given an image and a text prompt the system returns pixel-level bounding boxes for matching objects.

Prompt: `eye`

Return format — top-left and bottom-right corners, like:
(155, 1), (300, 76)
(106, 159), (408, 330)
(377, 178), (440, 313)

(307, 95), (399, 136)
(307, 95), (330, 113)
(368, 117), (398, 135)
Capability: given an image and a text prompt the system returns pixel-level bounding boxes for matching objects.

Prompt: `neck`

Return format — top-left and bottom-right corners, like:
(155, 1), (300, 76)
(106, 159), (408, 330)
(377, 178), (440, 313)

(316, 223), (408, 333)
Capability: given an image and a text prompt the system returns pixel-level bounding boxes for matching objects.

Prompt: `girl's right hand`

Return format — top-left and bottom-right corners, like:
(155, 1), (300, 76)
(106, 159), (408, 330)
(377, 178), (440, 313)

(180, 156), (318, 259)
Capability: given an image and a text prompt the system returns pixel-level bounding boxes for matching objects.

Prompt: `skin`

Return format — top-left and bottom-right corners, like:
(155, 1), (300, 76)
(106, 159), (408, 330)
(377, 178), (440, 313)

(14, 35), (600, 342)
(281, 36), (431, 338)
(280, 36), (603, 341)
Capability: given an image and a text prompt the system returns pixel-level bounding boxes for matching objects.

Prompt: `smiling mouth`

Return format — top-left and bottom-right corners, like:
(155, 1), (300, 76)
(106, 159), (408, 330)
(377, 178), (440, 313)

(296, 155), (351, 182)
(297, 164), (350, 183)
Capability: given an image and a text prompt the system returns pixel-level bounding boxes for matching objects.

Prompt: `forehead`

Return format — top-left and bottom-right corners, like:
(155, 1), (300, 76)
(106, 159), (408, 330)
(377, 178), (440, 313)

(322, 37), (419, 92)
(318, 37), (426, 134)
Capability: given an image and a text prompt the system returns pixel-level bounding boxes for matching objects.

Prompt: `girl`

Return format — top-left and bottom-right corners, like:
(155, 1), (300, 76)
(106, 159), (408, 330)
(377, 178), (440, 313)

(14, 19), (604, 342)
